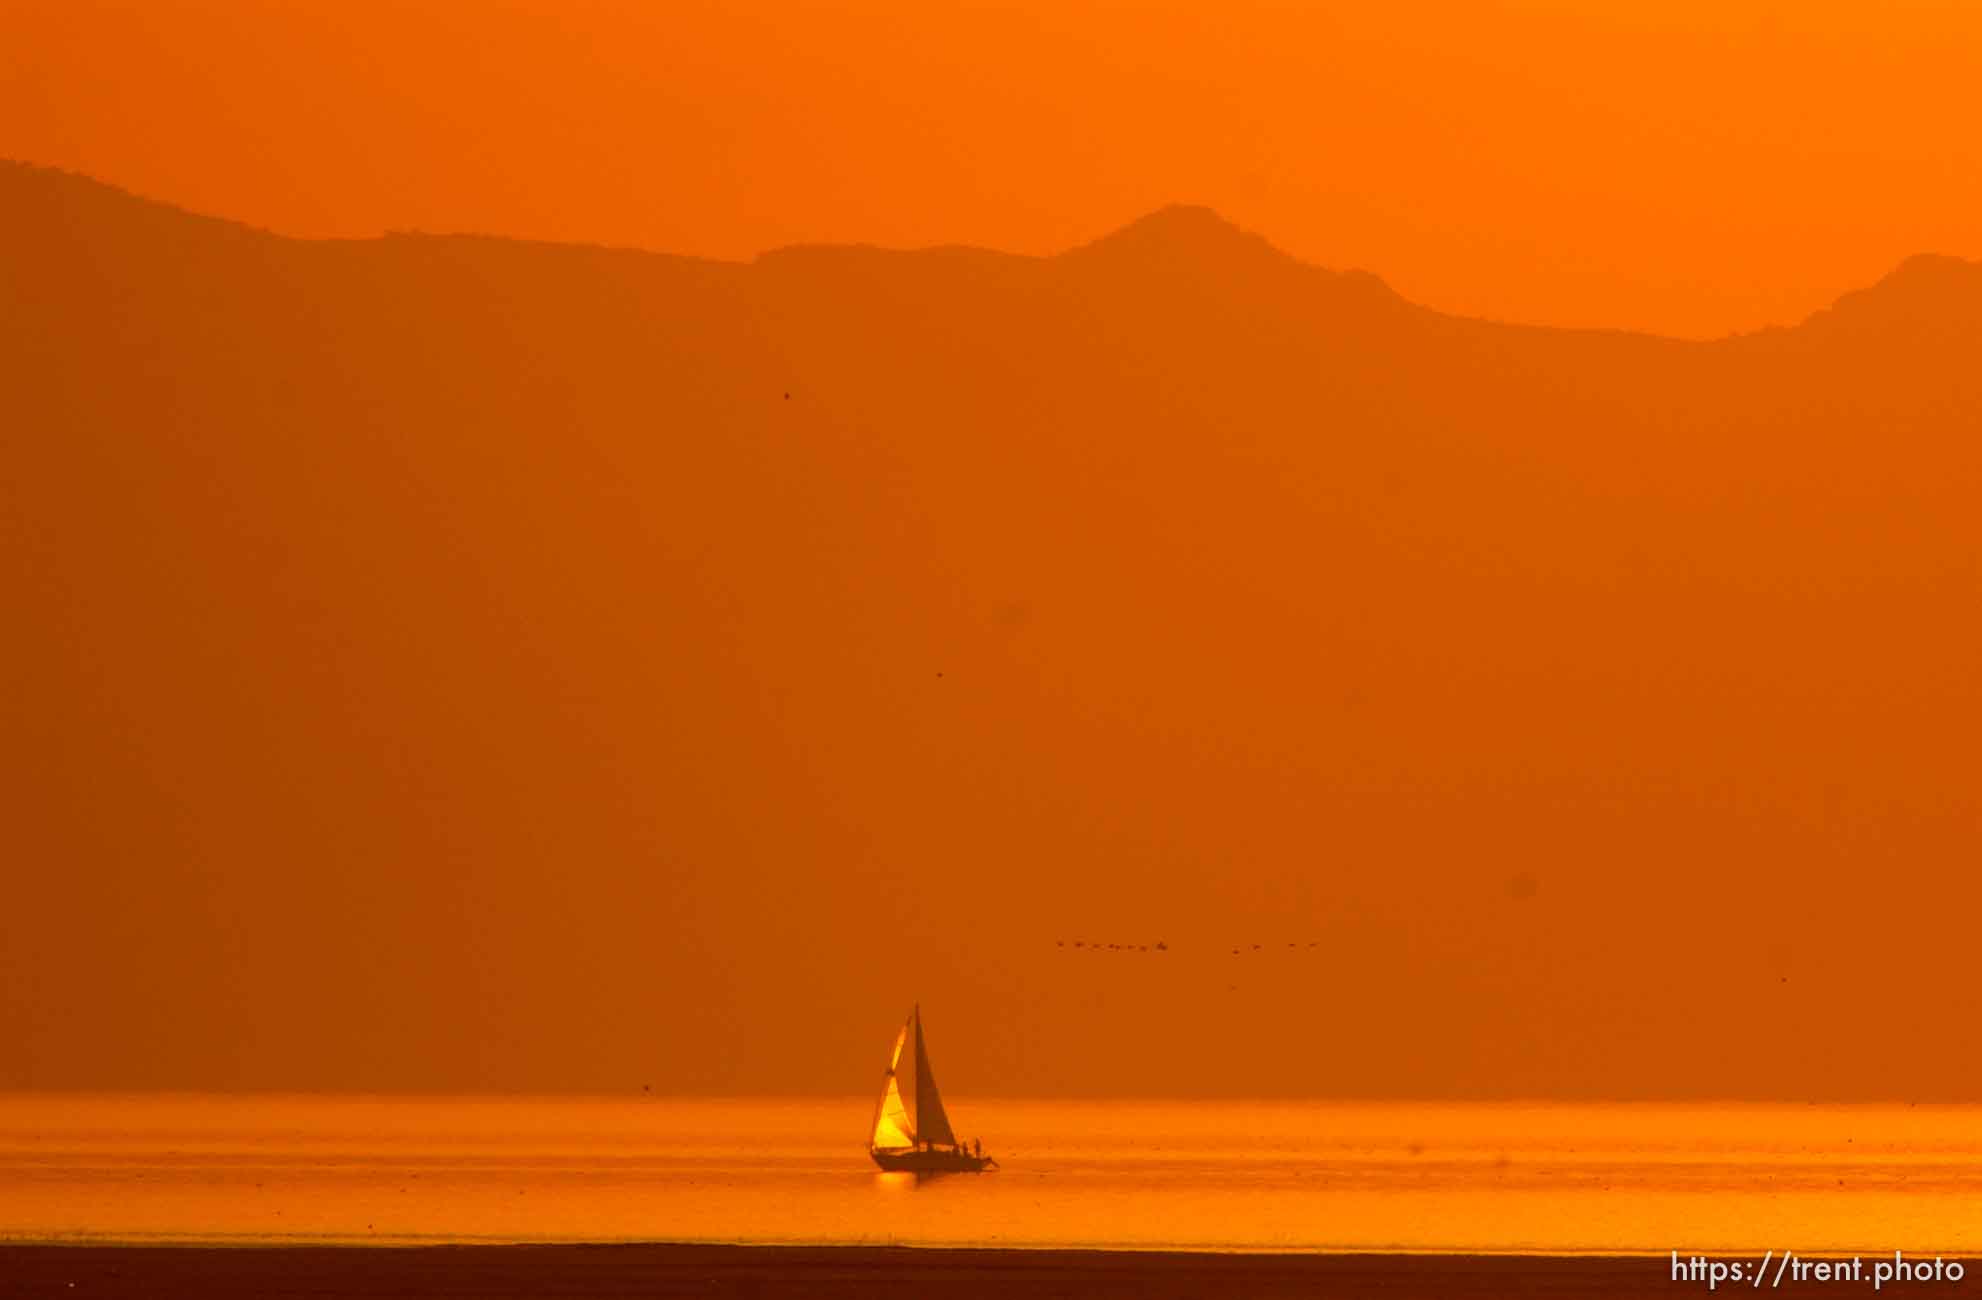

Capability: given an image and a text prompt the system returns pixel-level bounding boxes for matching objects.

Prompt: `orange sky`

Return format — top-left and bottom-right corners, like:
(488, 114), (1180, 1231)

(4, 4), (1981, 1102)
(5, 0), (1980, 337)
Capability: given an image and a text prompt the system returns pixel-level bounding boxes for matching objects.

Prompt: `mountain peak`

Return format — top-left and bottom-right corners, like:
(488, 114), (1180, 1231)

(1064, 204), (1289, 266)
(1058, 204), (1400, 305)
(1861, 252), (1982, 303)
(1801, 252), (1982, 336)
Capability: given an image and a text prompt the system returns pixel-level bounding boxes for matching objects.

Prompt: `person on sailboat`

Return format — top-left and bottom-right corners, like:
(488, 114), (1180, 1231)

(972, 1138), (982, 1158)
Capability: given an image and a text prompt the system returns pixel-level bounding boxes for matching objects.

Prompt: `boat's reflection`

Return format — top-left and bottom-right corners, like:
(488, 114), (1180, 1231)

(874, 1169), (960, 1189)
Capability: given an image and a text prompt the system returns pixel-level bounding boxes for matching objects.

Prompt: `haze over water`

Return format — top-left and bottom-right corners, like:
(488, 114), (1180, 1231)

(4, 1096), (1979, 1255)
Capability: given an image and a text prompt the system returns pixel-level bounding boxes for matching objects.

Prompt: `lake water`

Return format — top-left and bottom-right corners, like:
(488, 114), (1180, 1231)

(3, 1095), (1979, 1254)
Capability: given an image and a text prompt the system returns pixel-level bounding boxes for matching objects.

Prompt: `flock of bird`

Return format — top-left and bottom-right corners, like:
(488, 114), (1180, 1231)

(1056, 940), (1325, 955)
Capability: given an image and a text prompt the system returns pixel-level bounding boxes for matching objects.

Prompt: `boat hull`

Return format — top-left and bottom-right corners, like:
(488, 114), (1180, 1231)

(869, 1147), (996, 1173)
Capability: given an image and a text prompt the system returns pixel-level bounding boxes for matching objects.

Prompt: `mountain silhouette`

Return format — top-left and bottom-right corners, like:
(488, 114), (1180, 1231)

(1063, 201), (1400, 298)
(3, 158), (1979, 1099)
(1066, 202), (1292, 269)
(1795, 252), (1982, 344)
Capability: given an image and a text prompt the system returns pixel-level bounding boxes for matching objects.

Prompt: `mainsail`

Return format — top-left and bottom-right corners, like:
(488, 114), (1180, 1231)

(869, 1005), (958, 1151)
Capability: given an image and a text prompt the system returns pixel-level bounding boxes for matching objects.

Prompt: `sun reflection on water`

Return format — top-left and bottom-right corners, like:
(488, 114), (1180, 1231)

(3, 1095), (1980, 1254)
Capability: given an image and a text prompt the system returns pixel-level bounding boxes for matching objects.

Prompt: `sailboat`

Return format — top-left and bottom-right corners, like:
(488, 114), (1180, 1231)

(867, 1005), (996, 1172)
